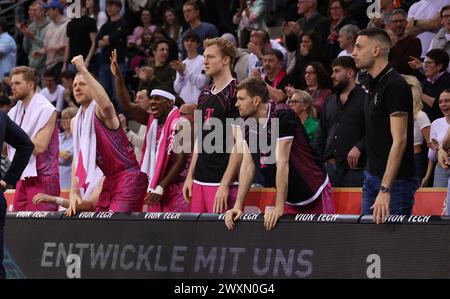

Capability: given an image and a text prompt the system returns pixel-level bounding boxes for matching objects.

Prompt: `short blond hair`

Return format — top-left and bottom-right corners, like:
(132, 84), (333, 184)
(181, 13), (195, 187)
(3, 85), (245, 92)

(11, 66), (38, 90)
(204, 37), (236, 67)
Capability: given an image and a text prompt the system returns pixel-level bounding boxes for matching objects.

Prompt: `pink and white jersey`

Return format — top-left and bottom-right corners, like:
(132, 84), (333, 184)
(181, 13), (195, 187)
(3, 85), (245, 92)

(93, 115), (140, 176)
(36, 126), (59, 176)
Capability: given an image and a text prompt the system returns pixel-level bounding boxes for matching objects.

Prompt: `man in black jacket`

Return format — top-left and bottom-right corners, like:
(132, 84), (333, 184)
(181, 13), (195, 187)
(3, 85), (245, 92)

(0, 111), (34, 279)
(314, 56), (367, 187)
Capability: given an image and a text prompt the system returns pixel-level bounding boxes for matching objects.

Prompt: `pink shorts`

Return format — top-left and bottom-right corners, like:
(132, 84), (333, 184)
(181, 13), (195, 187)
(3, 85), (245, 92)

(190, 182), (238, 213)
(147, 182), (189, 212)
(96, 168), (147, 212)
(284, 181), (335, 214)
(13, 175), (60, 211)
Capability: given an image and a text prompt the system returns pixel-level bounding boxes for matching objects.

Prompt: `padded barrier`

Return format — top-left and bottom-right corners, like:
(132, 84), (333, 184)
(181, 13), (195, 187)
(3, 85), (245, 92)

(4, 212), (450, 278)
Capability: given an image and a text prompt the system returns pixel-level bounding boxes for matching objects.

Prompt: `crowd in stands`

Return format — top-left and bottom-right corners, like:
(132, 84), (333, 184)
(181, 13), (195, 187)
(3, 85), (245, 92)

(1, 0), (450, 217)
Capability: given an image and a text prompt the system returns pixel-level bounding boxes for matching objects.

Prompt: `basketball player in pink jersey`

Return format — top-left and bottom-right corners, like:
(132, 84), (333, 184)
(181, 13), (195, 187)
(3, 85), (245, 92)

(68, 55), (147, 215)
(109, 50), (189, 212)
(182, 38), (242, 213)
(8, 66), (60, 211)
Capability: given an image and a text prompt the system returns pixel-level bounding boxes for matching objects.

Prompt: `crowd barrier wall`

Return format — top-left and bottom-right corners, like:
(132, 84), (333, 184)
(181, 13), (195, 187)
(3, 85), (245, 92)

(4, 187), (447, 215)
(4, 212), (450, 279)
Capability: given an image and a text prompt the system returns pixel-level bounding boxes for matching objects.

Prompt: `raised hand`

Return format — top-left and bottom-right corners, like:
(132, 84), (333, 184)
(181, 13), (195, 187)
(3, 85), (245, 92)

(110, 49), (121, 77)
(71, 55), (87, 72)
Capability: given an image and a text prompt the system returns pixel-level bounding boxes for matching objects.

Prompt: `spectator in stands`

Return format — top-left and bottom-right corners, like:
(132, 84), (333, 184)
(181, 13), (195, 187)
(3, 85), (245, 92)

(410, 49), (450, 122)
(0, 108), (34, 279)
(345, 0), (370, 29)
(353, 28), (416, 223)
(422, 90), (450, 188)
(406, 0), (449, 58)
(314, 56), (366, 187)
(337, 24), (359, 57)
(283, 0), (329, 60)
(9, 66), (60, 212)
(180, 0), (219, 59)
(402, 75), (431, 185)
(0, 96), (10, 113)
(61, 70), (77, 109)
(173, 31), (209, 104)
(96, 0), (129, 111)
(111, 50), (189, 212)
(99, 0), (125, 17)
(233, 0), (268, 48)
(324, 0), (358, 60)
(0, 75), (11, 98)
(20, 0), (49, 78)
(283, 0), (328, 55)
(63, 5), (97, 75)
(251, 49), (297, 103)
(0, 95), (12, 180)
(388, 9), (422, 76)
(139, 39), (176, 92)
(0, 18), (16, 82)
(58, 107), (77, 189)
(86, 0), (107, 30)
(221, 33), (250, 83)
(130, 28), (154, 71)
(297, 61), (333, 114)
(163, 7), (183, 44)
(224, 78), (334, 231)
(115, 70), (151, 163)
(290, 31), (329, 78)
(287, 90), (318, 143)
(247, 29), (287, 77)
(86, 0), (107, 76)
(40, 68), (65, 114)
(182, 38), (240, 214)
(33, 0), (69, 75)
(127, 9), (157, 48)
(152, 27), (180, 63)
(68, 54), (147, 214)
(428, 5), (450, 69)
(366, 0), (395, 29)
(200, 0), (234, 35)
(437, 124), (450, 215)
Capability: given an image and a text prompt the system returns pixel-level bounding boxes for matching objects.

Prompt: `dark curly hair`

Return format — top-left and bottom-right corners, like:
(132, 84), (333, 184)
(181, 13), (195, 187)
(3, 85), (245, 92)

(302, 62), (333, 90)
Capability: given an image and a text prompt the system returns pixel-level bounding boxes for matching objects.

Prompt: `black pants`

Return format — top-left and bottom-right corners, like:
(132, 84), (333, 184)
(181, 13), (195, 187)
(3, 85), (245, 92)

(0, 192), (5, 279)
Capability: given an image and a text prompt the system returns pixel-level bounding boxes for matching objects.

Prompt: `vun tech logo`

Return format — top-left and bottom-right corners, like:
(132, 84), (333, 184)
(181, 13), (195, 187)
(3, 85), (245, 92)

(66, 0), (82, 19)
(366, 0), (382, 19)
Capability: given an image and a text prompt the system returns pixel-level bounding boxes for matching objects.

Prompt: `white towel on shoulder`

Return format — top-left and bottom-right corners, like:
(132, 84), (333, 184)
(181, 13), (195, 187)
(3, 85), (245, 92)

(7, 92), (56, 179)
(72, 101), (97, 191)
(141, 118), (158, 192)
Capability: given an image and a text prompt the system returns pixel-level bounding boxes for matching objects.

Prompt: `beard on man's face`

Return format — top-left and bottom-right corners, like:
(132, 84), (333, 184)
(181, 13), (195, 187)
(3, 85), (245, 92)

(333, 77), (350, 93)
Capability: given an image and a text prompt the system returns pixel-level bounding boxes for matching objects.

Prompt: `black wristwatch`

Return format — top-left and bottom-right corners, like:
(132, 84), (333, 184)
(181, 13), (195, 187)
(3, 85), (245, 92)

(380, 185), (391, 193)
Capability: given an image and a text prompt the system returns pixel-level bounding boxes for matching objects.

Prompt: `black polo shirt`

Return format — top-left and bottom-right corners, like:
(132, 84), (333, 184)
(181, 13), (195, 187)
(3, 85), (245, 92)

(363, 64), (414, 180)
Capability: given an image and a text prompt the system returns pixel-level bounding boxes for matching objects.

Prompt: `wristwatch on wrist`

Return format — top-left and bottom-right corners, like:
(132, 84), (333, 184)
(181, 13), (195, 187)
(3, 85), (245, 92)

(380, 185), (390, 193)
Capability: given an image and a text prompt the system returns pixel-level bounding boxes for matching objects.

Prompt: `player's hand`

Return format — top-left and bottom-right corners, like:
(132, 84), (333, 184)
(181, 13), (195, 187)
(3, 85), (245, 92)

(213, 184), (229, 213)
(264, 206), (283, 231)
(183, 176), (193, 204)
(71, 55), (87, 72)
(224, 208), (243, 230)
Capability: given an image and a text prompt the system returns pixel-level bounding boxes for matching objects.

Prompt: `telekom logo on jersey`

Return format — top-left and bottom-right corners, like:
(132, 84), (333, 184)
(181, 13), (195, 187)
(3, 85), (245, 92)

(173, 110), (280, 164)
